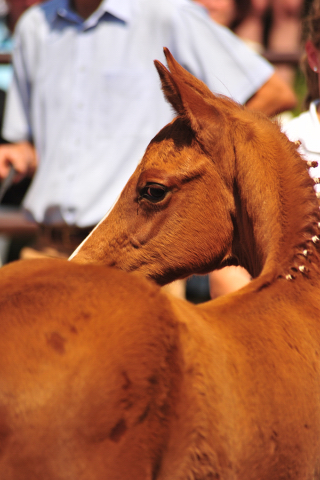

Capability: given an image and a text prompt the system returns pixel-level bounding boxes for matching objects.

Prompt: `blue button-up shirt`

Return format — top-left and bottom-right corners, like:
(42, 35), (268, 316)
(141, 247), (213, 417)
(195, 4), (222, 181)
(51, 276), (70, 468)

(3, 0), (273, 226)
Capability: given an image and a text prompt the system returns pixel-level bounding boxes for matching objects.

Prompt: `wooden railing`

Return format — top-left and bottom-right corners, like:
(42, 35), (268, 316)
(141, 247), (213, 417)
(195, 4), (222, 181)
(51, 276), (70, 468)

(0, 53), (11, 64)
(0, 206), (38, 235)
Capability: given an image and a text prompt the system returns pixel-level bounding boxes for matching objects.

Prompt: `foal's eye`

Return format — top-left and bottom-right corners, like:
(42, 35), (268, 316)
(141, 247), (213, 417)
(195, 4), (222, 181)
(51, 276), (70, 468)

(140, 183), (167, 203)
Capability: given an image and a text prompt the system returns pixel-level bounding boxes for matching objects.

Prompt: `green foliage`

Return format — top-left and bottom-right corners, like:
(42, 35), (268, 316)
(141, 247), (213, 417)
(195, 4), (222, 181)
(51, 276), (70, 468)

(292, 67), (308, 116)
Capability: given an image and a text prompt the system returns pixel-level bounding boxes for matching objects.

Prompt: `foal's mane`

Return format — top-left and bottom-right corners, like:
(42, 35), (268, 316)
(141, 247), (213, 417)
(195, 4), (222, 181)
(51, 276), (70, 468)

(155, 48), (320, 282)
(235, 114), (320, 281)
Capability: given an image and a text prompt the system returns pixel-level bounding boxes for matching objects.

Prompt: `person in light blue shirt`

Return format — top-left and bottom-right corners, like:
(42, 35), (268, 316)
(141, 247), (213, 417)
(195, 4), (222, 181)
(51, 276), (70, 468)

(0, 0), (296, 254)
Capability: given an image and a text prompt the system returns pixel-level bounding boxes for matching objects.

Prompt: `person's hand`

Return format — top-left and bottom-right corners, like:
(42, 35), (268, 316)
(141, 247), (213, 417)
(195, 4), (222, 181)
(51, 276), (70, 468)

(0, 141), (37, 182)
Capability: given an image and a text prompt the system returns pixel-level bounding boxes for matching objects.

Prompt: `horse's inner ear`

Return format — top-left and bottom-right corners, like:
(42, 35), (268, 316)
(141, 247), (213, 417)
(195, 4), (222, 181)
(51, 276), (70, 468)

(154, 60), (185, 117)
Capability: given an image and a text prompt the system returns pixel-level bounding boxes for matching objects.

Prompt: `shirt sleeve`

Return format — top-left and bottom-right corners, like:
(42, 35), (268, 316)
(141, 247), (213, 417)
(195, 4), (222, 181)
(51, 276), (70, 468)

(2, 9), (37, 143)
(171, 1), (274, 104)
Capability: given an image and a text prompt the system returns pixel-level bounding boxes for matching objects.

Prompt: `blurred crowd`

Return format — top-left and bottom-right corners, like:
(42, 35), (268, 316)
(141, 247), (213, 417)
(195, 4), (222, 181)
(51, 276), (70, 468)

(195, 0), (304, 86)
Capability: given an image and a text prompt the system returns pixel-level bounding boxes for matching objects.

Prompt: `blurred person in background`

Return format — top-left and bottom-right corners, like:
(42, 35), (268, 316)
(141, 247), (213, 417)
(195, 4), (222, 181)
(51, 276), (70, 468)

(282, 0), (320, 178)
(195, 0), (304, 86)
(0, 0), (37, 267)
(236, 0), (303, 85)
(194, 0), (251, 33)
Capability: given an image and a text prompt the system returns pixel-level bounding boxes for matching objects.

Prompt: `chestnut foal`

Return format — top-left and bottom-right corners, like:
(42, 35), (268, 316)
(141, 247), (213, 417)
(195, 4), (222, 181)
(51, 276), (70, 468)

(1, 49), (320, 479)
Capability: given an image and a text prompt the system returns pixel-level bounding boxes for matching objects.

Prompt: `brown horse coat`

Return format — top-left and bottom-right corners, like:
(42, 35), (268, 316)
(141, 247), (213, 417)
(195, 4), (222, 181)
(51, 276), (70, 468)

(1, 49), (320, 479)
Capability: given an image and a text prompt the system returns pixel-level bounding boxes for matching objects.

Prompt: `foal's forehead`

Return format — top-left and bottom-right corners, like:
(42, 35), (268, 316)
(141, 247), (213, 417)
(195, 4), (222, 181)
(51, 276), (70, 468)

(141, 136), (203, 171)
(150, 117), (196, 148)
(135, 136), (211, 190)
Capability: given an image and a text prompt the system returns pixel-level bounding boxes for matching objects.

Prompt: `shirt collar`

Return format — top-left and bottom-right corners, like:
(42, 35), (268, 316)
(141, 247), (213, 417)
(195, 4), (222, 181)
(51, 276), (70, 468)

(55, 0), (81, 24)
(100, 0), (134, 23)
(54, 0), (134, 25)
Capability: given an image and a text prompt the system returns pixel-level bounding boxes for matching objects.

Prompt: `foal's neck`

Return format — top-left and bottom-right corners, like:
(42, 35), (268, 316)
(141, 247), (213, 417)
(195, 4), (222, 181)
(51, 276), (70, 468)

(232, 119), (320, 283)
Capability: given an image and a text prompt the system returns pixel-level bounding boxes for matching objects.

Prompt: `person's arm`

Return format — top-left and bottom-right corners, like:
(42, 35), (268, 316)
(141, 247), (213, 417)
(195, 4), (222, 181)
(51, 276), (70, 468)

(209, 266), (252, 299)
(174, 3), (297, 117)
(0, 140), (37, 182)
(245, 72), (297, 117)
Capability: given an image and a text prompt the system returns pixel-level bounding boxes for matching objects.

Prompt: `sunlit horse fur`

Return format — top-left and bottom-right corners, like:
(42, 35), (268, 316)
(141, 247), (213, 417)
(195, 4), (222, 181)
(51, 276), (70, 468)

(71, 50), (320, 288)
(1, 48), (320, 479)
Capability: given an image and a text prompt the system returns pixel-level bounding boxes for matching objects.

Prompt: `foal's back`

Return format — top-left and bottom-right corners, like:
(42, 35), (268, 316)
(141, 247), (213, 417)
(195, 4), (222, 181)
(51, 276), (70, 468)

(1, 261), (320, 479)
(159, 279), (320, 479)
(0, 259), (181, 480)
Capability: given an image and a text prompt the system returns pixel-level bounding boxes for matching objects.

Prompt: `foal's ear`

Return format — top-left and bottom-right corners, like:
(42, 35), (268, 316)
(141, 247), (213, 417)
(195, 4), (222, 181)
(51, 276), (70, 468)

(154, 48), (223, 142)
(162, 47), (216, 101)
(154, 58), (185, 117)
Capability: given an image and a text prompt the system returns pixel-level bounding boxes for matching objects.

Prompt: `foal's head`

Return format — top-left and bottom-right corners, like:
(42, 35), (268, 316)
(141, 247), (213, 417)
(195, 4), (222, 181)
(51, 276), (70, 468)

(71, 49), (318, 286)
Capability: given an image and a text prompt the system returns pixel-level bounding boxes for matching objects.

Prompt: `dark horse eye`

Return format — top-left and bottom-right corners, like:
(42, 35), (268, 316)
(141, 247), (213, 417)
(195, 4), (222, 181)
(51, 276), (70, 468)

(140, 183), (167, 202)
